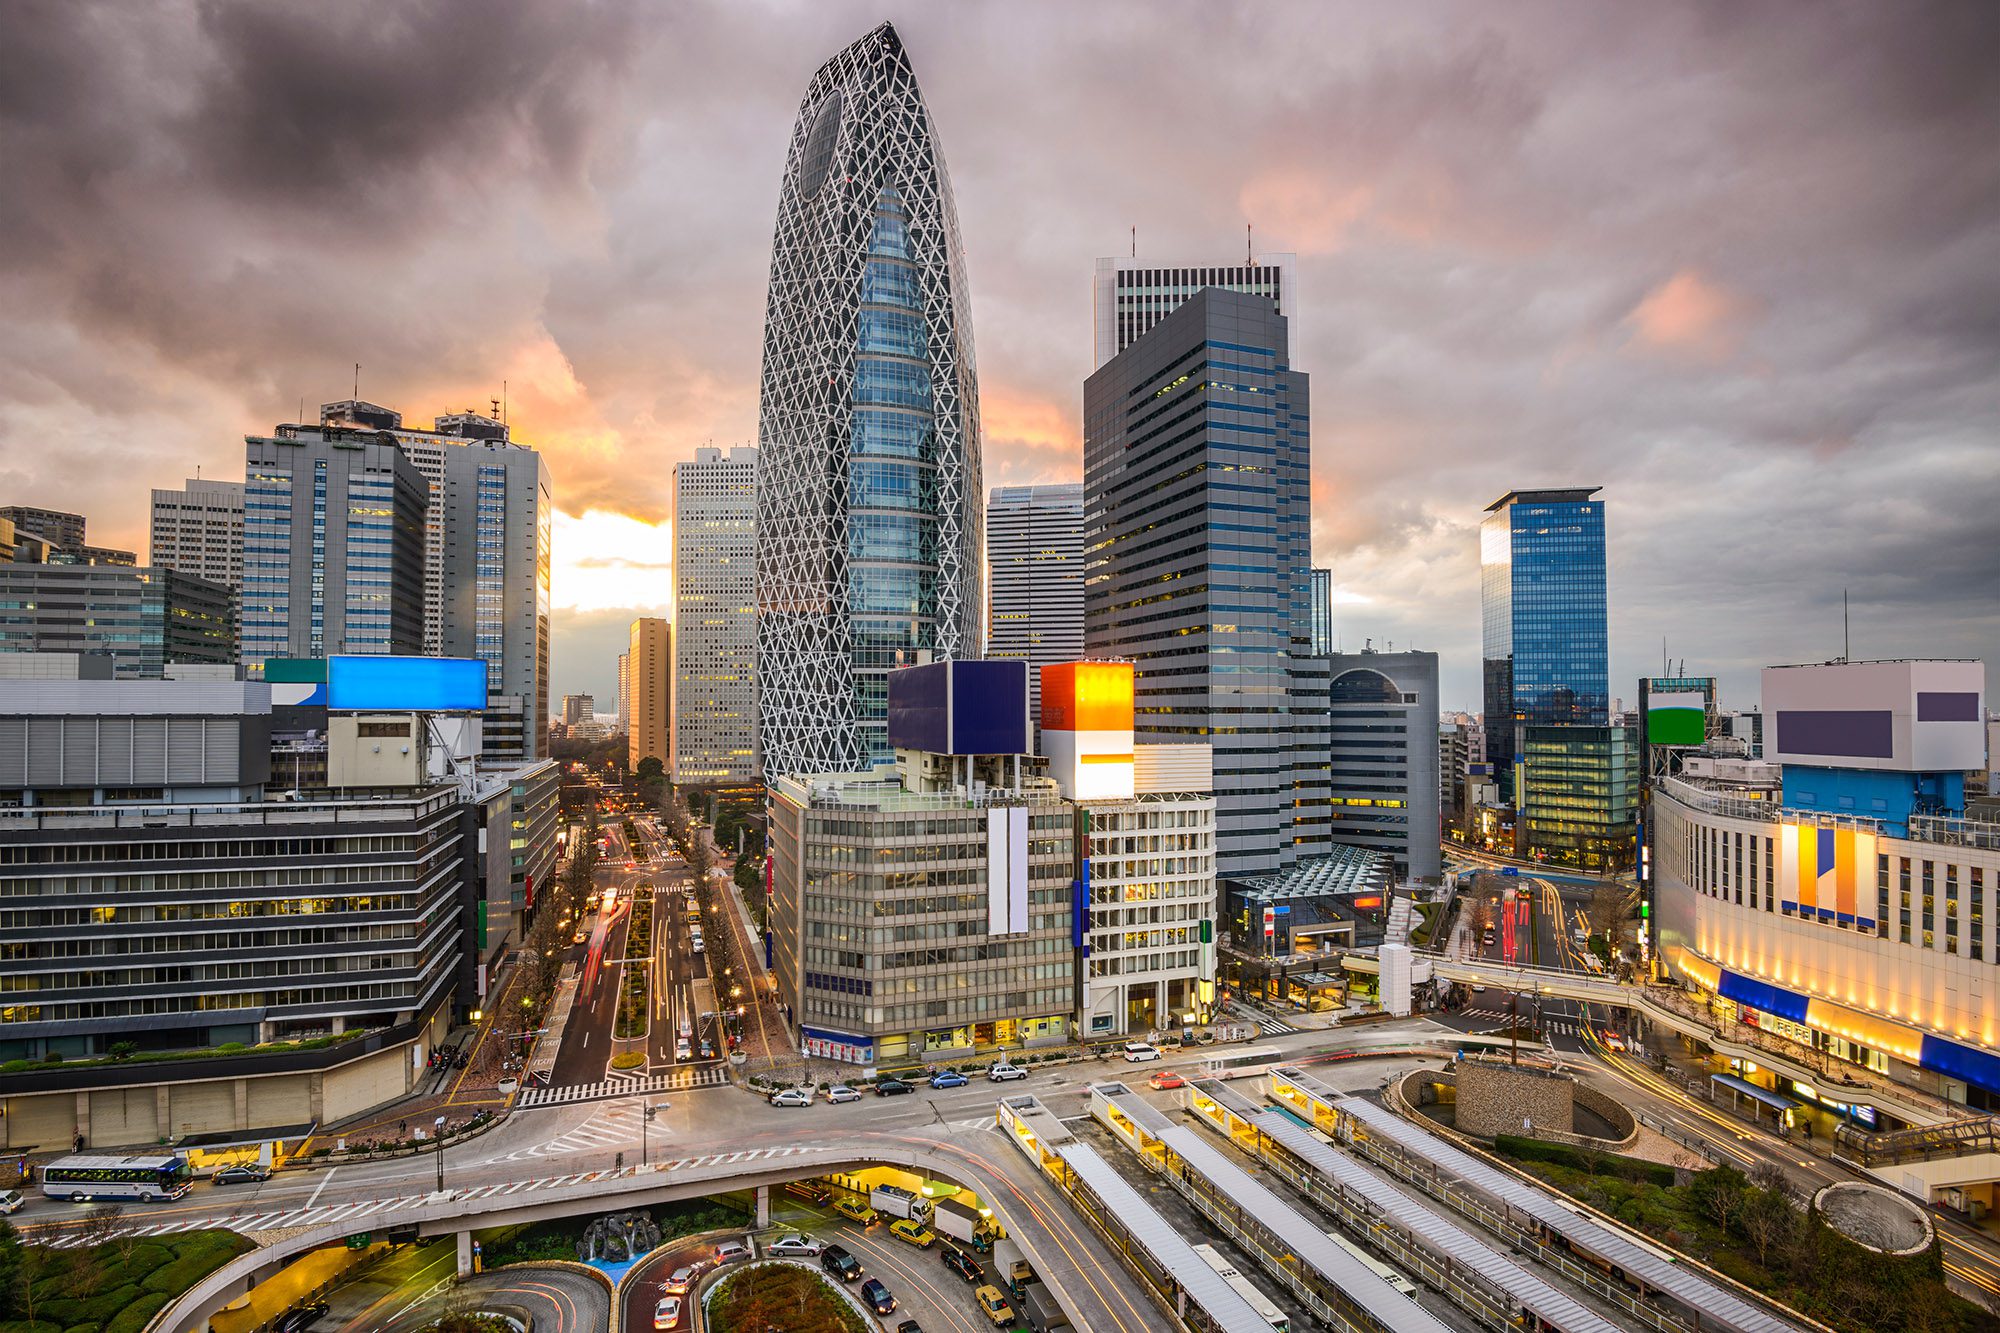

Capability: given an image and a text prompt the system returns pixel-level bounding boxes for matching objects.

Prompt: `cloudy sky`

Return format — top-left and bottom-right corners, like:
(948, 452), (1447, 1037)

(3, 0), (1995, 712)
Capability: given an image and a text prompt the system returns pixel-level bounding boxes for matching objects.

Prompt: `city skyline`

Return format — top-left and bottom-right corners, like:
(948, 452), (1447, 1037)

(2, 2), (1995, 714)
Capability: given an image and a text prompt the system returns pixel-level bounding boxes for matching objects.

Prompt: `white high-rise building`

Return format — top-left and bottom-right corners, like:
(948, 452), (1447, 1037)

(1090, 253), (1297, 370)
(149, 478), (245, 592)
(986, 484), (1084, 735)
(673, 446), (758, 785)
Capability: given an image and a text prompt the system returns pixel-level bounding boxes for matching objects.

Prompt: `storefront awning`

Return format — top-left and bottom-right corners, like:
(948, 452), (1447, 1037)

(171, 1121), (318, 1153)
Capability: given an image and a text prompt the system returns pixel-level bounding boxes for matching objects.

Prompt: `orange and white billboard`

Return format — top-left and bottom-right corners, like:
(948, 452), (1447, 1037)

(1041, 661), (1134, 800)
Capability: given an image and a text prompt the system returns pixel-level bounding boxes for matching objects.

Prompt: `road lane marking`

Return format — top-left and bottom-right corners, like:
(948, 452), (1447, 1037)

(305, 1166), (336, 1209)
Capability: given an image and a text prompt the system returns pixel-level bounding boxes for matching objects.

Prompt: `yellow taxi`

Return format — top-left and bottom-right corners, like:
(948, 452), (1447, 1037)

(888, 1218), (936, 1249)
(832, 1196), (878, 1226)
(974, 1284), (1016, 1327)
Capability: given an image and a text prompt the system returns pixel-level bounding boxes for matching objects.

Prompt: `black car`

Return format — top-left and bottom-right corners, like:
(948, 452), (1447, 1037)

(942, 1247), (983, 1284)
(212, 1164), (271, 1186)
(821, 1244), (863, 1282)
(874, 1077), (914, 1097)
(860, 1278), (897, 1315)
(896, 1322), (923, 1333)
(274, 1302), (328, 1333)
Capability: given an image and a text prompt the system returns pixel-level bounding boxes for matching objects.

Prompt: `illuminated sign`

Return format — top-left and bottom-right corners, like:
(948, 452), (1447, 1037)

(1041, 661), (1135, 801)
(327, 656), (489, 712)
(1777, 823), (1877, 930)
(1645, 690), (1707, 746)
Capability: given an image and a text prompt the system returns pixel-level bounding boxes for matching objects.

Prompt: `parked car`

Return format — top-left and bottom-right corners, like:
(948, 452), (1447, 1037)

(766, 1234), (823, 1258)
(0, 1190), (22, 1215)
(1147, 1070), (1187, 1091)
(929, 1069), (969, 1090)
(212, 1164), (272, 1185)
(942, 1247), (984, 1284)
(274, 1303), (329, 1333)
(821, 1244), (864, 1282)
(824, 1084), (861, 1104)
(896, 1322), (924, 1333)
(652, 1296), (682, 1330)
(986, 1062), (1026, 1082)
(973, 1285), (1016, 1327)
(1122, 1042), (1161, 1063)
(889, 1218), (936, 1249)
(874, 1077), (915, 1097)
(768, 1087), (814, 1108)
(832, 1197), (879, 1226)
(860, 1278), (897, 1315)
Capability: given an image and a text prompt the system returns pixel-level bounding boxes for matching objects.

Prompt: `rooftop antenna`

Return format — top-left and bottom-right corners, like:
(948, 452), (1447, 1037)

(1663, 636), (1669, 675)
(1843, 589), (1850, 662)
(297, 396), (304, 427)
(502, 379), (508, 425)
(1246, 223), (1253, 264)
(1130, 226), (1136, 259)
(353, 362), (360, 400)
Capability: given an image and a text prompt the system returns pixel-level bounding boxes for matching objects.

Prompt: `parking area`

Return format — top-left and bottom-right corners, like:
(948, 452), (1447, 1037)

(759, 1196), (1010, 1333)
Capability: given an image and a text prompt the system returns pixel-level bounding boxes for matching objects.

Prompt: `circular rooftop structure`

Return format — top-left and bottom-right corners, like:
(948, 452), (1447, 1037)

(1814, 1181), (1933, 1256)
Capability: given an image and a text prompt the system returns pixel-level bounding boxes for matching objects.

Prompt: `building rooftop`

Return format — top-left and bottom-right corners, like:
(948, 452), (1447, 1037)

(1486, 487), (1602, 512)
(1230, 843), (1393, 901)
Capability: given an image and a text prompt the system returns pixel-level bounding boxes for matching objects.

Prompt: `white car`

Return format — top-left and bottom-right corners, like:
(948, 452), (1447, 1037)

(768, 1087), (814, 1108)
(766, 1234), (824, 1258)
(986, 1063), (1026, 1082)
(1122, 1042), (1161, 1063)
(653, 1295), (682, 1329)
(713, 1241), (752, 1264)
(0, 1190), (21, 1215)
(824, 1084), (861, 1103)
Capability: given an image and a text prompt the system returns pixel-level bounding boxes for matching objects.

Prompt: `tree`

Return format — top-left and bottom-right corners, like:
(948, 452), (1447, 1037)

(0, 1220), (25, 1321)
(1686, 1163), (1748, 1237)
(635, 756), (664, 782)
(1740, 1185), (1797, 1268)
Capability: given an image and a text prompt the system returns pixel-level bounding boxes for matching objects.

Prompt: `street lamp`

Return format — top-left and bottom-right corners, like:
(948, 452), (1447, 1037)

(433, 1114), (447, 1192)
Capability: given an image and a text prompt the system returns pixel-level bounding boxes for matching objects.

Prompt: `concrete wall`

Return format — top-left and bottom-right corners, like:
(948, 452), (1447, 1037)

(1455, 1059), (1574, 1138)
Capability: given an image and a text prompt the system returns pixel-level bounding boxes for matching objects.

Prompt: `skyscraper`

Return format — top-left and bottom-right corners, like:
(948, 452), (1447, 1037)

(1480, 488), (1610, 792)
(674, 446), (759, 786)
(1309, 567), (1334, 655)
(986, 483), (1084, 731)
(241, 423), (427, 673)
(1091, 253), (1297, 369)
(150, 478), (245, 592)
(1085, 288), (1313, 879)
(1480, 487), (1634, 869)
(0, 505), (134, 566)
(616, 651), (630, 730)
(755, 22), (982, 781)
(320, 400), (554, 761)
(628, 617), (671, 773)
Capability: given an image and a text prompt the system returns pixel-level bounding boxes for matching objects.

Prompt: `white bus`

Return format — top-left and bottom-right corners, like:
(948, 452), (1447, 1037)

(40, 1153), (192, 1203)
(1325, 1231), (1418, 1298)
(1196, 1046), (1285, 1081)
(1190, 1243), (1290, 1331)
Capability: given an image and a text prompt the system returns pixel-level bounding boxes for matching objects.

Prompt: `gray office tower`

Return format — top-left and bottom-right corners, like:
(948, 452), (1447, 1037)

(1085, 288), (1314, 879)
(986, 483), (1084, 732)
(755, 22), (982, 781)
(241, 423), (427, 672)
(1325, 649), (1441, 879)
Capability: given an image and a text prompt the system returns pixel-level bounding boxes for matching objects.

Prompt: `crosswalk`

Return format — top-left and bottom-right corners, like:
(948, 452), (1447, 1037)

(517, 1067), (729, 1108)
(1456, 1007), (1584, 1037)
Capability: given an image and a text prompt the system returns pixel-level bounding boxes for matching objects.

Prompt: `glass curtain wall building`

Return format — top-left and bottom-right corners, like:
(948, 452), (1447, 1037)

(1084, 288), (1314, 880)
(1480, 488), (1609, 797)
(755, 22), (982, 781)
(1480, 487), (1634, 869)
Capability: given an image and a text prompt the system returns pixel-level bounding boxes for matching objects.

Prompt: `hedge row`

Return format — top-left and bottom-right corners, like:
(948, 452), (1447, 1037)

(1493, 1134), (1677, 1187)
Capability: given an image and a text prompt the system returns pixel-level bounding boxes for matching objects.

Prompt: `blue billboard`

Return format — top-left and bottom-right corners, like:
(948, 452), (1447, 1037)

(884, 659), (1028, 756)
(327, 656), (489, 712)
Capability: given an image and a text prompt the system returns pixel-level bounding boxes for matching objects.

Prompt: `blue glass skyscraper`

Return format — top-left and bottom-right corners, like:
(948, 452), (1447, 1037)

(756, 22), (981, 782)
(1481, 487), (1633, 870)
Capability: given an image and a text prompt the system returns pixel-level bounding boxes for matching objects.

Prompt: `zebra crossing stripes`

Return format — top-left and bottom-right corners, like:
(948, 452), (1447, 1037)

(1455, 1007), (1584, 1037)
(516, 1067), (729, 1108)
(1258, 1015), (1299, 1036)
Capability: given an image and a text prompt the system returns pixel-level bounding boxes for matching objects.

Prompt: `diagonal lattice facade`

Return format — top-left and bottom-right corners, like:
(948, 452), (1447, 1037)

(755, 22), (983, 782)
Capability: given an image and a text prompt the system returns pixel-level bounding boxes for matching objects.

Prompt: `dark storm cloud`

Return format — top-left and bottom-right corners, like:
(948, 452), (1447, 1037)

(0, 0), (1994, 709)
